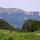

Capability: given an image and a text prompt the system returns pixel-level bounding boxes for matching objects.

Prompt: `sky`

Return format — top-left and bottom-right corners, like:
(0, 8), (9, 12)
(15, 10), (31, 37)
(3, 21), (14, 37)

(0, 0), (40, 11)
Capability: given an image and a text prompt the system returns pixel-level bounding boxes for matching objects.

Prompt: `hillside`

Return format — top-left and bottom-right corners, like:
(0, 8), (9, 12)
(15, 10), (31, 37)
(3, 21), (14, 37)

(22, 19), (40, 32)
(0, 19), (15, 31)
(0, 7), (40, 30)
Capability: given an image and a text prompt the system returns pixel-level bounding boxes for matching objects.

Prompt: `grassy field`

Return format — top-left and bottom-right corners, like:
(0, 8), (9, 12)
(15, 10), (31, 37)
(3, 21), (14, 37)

(0, 29), (40, 40)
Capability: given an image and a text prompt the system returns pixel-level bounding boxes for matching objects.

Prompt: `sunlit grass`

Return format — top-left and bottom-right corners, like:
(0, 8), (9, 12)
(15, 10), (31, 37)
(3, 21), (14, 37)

(0, 29), (40, 40)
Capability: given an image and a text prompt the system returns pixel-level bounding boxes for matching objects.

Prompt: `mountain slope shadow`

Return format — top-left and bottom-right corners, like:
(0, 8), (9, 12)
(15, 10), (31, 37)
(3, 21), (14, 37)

(0, 19), (15, 32)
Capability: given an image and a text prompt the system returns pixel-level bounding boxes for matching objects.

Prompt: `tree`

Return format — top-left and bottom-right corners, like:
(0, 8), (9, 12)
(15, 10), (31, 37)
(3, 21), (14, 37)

(22, 19), (40, 32)
(0, 19), (15, 32)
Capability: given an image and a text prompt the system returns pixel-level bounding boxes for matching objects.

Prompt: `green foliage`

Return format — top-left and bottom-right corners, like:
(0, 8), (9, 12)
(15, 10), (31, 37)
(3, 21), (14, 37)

(0, 29), (40, 40)
(22, 19), (40, 32)
(8, 37), (13, 40)
(0, 19), (15, 31)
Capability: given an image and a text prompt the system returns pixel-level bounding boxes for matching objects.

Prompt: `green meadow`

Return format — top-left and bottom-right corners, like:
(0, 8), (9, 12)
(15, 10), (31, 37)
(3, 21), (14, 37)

(0, 29), (40, 40)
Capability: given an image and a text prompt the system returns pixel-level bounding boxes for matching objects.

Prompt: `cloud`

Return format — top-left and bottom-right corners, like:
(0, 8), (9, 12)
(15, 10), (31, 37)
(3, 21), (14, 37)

(27, 12), (32, 15)
(24, 17), (28, 20)
(0, 0), (32, 3)
(0, 17), (2, 19)
(13, 24), (18, 27)
(38, 12), (40, 16)
(24, 11), (32, 15)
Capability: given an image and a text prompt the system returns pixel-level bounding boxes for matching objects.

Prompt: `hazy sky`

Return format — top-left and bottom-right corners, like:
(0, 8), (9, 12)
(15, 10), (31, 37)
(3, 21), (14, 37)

(0, 0), (40, 11)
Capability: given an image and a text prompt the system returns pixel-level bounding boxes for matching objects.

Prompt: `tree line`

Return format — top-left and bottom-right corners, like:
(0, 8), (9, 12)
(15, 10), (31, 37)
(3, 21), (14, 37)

(22, 19), (40, 32)
(0, 19), (40, 32)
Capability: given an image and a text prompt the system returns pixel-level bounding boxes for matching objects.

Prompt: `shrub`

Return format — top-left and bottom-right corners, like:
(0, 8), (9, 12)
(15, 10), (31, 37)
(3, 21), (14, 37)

(22, 19), (40, 32)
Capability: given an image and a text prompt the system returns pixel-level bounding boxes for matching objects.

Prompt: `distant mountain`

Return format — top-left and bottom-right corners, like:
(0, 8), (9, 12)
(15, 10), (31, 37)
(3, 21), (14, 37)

(29, 12), (40, 20)
(0, 7), (40, 30)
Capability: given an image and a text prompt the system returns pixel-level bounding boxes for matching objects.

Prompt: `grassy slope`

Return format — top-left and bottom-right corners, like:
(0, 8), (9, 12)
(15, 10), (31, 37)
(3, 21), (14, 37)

(0, 29), (40, 40)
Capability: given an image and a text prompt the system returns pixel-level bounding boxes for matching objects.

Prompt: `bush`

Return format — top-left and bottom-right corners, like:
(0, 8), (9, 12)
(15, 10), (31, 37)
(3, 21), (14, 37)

(22, 19), (40, 32)
(8, 37), (13, 40)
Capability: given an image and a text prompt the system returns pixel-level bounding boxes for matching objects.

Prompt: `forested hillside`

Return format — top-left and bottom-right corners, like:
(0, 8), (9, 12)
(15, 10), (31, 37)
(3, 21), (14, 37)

(0, 19), (15, 31)
(22, 19), (40, 32)
(0, 18), (40, 32)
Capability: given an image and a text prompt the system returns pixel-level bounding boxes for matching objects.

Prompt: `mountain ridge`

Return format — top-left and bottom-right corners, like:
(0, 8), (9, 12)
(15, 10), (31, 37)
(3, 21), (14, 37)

(0, 7), (40, 29)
